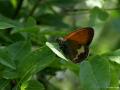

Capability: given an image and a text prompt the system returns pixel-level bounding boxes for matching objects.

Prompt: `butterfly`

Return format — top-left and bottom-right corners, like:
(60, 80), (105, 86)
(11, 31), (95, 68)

(57, 27), (94, 63)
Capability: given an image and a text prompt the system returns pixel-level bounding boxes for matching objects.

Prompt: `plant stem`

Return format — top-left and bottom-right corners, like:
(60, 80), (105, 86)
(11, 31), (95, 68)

(12, 0), (24, 19)
(25, 0), (44, 21)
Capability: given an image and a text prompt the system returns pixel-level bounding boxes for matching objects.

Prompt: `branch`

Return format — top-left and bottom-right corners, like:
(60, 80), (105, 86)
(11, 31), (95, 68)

(63, 7), (120, 12)
(29, 0), (44, 16)
(12, 0), (24, 19)
(24, 0), (44, 21)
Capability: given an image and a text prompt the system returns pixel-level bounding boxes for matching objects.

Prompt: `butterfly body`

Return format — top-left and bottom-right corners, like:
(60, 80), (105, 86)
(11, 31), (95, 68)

(57, 27), (94, 63)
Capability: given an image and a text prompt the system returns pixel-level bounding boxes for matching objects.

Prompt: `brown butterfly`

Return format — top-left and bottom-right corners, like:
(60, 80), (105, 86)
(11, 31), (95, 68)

(57, 27), (94, 63)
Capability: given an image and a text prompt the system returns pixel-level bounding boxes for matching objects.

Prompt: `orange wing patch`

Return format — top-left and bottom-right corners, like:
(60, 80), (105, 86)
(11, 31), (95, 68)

(64, 27), (94, 45)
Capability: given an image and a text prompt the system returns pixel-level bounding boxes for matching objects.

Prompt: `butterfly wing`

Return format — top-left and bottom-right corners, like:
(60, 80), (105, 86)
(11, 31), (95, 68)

(64, 27), (94, 46)
(57, 27), (94, 63)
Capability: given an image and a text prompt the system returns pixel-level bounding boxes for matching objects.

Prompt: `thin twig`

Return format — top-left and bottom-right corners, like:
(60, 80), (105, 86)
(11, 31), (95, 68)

(29, 0), (44, 16)
(25, 0), (44, 21)
(63, 7), (120, 12)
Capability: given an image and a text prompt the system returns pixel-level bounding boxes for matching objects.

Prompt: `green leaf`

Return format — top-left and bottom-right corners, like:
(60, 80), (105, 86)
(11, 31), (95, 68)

(3, 68), (18, 79)
(26, 17), (37, 26)
(11, 25), (39, 34)
(0, 64), (4, 78)
(7, 40), (31, 61)
(0, 22), (15, 29)
(89, 7), (109, 25)
(0, 15), (20, 29)
(102, 49), (120, 64)
(62, 61), (80, 75)
(35, 46), (56, 72)
(11, 17), (38, 34)
(17, 46), (55, 83)
(21, 80), (45, 90)
(98, 10), (109, 21)
(80, 55), (110, 90)
(0, 40), (32, 79)
(0, 48), (16, 69)
(89, 7), (98, 26)
(80, 61), (100, 90)
(108, 63), (119, 90)
(89, 56), (110, 89)
(0, 0), (14, 17)
(0, 79), (9, 89)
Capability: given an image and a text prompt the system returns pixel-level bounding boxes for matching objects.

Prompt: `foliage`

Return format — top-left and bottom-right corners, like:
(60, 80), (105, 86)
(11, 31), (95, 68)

(0, 0), (120, 90)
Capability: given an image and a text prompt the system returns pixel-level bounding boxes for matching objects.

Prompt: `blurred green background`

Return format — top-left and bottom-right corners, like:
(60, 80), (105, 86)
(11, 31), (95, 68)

(0, 0), (120, 54)
(0, 0), (120, 90)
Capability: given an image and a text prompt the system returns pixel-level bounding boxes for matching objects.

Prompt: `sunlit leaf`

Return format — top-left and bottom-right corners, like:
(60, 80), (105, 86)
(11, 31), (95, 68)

(102, 49), (120, 64)
(108, 64), (119, 90)
(46, 42), (68, 61)
(21, 80), (44, 90)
